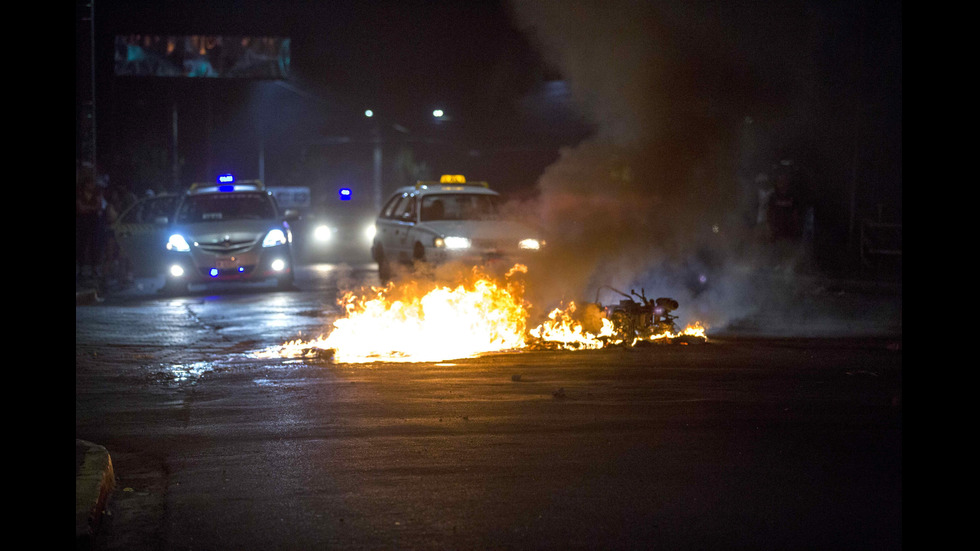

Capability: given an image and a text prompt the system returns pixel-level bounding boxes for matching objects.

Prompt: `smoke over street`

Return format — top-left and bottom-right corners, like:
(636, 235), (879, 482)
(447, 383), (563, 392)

(505, 0), (900, 335)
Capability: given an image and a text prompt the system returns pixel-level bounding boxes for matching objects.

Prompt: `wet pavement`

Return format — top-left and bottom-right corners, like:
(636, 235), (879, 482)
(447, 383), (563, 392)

(76, 262), (901, 549)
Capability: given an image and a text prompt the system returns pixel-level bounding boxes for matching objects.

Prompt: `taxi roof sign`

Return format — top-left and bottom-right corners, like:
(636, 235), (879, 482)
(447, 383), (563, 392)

(416, 175), (489, 189)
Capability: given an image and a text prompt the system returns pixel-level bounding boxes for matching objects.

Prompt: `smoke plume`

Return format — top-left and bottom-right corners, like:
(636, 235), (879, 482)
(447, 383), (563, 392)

(503, 0), (902, 337)
(505, 0), (754, 327)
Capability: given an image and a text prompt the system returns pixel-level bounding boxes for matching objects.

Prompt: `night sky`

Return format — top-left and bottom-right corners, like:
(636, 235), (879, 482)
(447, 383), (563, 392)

(90, 1), (576, 197)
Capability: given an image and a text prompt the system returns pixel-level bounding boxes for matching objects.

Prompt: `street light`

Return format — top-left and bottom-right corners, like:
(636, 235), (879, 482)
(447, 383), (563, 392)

(365, 109), (381, 211)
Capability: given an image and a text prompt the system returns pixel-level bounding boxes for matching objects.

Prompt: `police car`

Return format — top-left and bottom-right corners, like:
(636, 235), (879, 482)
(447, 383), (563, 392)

(371, 175), (545, 280)
(162, 176), (298, 294)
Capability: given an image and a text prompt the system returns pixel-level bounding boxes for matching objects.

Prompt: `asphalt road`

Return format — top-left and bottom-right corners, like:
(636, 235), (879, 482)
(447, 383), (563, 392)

(76, 263), (902, 550)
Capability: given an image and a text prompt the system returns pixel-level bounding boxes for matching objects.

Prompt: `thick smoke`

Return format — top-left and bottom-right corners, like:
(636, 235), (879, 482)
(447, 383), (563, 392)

(503, 0), (867, 333)
(504, 1), (739, 327)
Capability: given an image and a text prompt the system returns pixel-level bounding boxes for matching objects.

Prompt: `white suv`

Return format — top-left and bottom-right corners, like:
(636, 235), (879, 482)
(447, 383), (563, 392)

(371, 175), (545, 280)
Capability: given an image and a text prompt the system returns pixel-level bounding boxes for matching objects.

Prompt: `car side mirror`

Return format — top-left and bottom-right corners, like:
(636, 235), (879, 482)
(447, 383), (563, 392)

(283, 209), (300, 221)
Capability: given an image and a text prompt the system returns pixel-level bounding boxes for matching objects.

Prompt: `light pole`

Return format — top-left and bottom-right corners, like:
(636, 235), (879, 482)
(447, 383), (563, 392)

(367, 109), (382, 212)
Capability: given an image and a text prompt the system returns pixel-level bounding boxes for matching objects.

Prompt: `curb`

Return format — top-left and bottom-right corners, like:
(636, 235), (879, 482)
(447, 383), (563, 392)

(76, 439), (115, 545)
(76, 289), (103, 306)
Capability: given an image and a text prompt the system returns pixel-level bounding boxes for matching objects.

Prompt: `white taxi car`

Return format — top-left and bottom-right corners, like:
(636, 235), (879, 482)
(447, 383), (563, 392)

(371, 175), (545, 280)
(162, 177), (298, 294)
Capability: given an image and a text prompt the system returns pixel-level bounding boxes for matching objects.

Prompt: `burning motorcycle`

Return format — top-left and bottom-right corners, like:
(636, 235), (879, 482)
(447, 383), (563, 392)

(591, 286), (706, 345)
(595, 286), (676, 339)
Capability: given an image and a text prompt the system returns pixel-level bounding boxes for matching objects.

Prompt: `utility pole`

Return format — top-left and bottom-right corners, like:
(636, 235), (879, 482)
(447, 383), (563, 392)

(259, 131), (266, 185)
(77, 0), (97, 185)
(172, 102), (180, 191)
(372, 126), (383, 212)
(366, 109), (383, 212)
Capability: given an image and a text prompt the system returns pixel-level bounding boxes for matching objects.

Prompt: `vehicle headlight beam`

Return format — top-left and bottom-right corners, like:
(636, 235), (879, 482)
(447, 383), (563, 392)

(437, 236), (471, 249)
(263, 229), (288, 248)
(519, 238), (542, 250)
(314, 225), (332, 242)
(167, 234), (191, 252)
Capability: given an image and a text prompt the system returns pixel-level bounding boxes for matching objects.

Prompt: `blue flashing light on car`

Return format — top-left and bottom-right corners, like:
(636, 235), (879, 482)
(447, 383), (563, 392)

(210, 268), (219, 277)
(218, 174), (235, 183)
(339, 188), (352, 200)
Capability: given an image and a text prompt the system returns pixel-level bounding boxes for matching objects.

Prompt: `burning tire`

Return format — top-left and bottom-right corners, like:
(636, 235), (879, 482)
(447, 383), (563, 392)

(609, 310), (636, 343)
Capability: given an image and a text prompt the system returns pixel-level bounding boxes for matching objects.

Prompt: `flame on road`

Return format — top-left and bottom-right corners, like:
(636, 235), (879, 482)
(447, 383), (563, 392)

(529, 303), (617, 350)
(260, 264), (706, 363)
(647, 322), (707, 343)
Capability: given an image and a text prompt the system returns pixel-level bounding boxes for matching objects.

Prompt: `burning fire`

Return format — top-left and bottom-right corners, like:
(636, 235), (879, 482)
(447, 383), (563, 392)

(529, 303), (617, 350)
(260, 264), (706, 363)
(647, 322), (707, 343)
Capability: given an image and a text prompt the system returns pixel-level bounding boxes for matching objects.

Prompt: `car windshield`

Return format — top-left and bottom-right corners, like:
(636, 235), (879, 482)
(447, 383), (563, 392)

(176, 193), (276, 224)
(419, 194), (499, 222)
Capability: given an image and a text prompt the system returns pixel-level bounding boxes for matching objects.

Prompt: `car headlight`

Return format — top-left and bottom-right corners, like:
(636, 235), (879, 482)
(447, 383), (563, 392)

(364, 224), (376, 242)
(263, 228), (288, 247)
(519, 238), (542, 250)
(167, 234), (191, 252)
(435, 236), (471, 249)
(314, 225), (332, 242)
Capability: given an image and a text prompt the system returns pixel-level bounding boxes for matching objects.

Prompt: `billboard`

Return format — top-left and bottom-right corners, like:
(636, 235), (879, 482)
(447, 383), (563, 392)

(114, 35), (290, 79)
(268, 187), (312, 210)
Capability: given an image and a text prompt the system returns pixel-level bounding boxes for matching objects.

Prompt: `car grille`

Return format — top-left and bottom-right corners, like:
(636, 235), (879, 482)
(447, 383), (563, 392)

(196, 238), (256, 255)
(471, 238), (509, 250)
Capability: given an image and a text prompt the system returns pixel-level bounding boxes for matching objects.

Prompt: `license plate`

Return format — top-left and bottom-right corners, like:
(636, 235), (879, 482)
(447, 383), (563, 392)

(215, 258), (238, 270)
(484, 253), (504, 266)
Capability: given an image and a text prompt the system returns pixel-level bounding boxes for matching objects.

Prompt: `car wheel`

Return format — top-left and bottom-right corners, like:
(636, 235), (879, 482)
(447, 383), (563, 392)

(375, 246), (392, 282)
(610, 310), (635, 343)
(412, 242), (428, 270)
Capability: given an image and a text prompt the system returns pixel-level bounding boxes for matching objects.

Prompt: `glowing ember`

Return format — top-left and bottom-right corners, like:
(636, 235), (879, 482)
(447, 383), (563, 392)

(259, 265), (707, 363)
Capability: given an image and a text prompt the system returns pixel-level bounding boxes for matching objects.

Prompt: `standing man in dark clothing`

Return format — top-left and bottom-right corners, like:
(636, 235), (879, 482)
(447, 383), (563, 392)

(764, 160), (815, 273)
(76, 175), (106, 281)
(767, 165), (803, 241)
